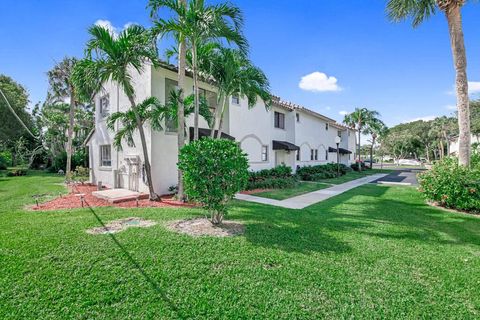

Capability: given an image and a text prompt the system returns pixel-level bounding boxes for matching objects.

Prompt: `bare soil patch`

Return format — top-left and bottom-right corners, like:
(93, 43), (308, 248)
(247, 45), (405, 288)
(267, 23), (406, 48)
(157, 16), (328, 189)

(167, 218), (245, 237)
(86, 217), (157, 235)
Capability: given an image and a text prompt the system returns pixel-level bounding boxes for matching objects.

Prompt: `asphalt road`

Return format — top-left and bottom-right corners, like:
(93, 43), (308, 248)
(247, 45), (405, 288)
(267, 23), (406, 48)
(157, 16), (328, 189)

(371, 168), (424, 186)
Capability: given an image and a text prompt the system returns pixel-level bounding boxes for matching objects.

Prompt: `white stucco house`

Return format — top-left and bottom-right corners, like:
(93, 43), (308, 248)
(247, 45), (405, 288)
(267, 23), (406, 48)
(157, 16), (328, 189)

(449, 134), (480, 156)
(84, 63), (357, 195)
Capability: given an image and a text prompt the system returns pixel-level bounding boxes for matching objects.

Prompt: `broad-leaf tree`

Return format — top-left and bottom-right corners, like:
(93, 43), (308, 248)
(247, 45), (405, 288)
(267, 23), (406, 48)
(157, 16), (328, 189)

(149, 0), (248, 141)
(343, 108), (381, 171)
(76, 24), (161, 200)
(363, 118), (387, 168)
(387, 0), (471, 166)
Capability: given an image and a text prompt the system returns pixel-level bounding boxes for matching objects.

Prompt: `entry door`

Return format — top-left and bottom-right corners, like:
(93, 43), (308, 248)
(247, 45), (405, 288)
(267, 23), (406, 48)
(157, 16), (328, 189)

(275, 151), (285, 166)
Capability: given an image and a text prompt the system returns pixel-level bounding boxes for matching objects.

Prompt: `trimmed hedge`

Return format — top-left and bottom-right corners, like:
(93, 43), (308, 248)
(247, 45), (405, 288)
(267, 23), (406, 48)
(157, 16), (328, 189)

(247, 165), (297, 190)
(297, 163), (352, 181)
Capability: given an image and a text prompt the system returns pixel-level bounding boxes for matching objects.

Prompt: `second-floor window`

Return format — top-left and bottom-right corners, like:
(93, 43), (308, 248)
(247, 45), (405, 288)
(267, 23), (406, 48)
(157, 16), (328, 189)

(165, 78), (178, 132)
(325, 123), (329, 131)
(296, 113), (300, 122)
(232, 95), (240, 105)
(274, 111), (285, 129)
(99, 95), (109, 118)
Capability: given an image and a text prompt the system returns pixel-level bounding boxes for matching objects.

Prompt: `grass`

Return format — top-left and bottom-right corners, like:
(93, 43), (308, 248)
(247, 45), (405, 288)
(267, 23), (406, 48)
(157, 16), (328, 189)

(317, 168), (392, 184)
(1, 171), (480, 318)
(251, 181), (330, 200)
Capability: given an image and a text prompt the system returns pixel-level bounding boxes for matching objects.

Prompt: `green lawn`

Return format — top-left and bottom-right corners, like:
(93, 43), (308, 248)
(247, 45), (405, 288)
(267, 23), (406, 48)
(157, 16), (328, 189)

(251, 181), (330, 200)
(1, 171), (480, 319)
(317, 168), (393, 184)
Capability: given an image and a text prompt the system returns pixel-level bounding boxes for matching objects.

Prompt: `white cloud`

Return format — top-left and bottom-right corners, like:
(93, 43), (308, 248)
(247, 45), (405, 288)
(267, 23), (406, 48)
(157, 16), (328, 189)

(445, 104), (457, 111)
(299, 72), (342, 92)
(339, 110), (349, 116)
(404, 115), (436, 123)
(447, 81), (480, 95)
(94, 19), (137, 37)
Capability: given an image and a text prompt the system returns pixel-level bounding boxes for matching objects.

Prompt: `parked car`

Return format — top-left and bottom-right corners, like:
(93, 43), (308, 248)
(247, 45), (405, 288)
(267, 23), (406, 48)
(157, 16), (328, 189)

(397, 159), (422, 166)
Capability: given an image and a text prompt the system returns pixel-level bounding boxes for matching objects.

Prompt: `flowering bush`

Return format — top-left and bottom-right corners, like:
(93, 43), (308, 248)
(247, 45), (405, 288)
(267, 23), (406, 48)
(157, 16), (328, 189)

(418, 157), (480, 213)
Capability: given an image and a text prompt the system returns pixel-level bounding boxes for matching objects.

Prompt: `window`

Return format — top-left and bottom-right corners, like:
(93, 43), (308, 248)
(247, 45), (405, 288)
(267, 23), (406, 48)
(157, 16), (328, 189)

(232, 95), (240, 105)
(296, 151), (300, 161)
(99, 95), (110, 118)
(100, 145), (112, 167)
(325, 150), (329, 161)
(325, 123), (329, 131)
(310, 149), (314, 161)
(348, 130), (351, 137)
(315, 149), (318, 160)
(274, 111), (285, 129)
(338, 131), (342, 138)
(165, 79), (178, 132)
(261, 145), (268, 161)
(296, 113), (300, 122)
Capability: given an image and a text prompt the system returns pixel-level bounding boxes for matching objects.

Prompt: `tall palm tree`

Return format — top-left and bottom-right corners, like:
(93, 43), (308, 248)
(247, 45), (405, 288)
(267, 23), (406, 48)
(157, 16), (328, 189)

(208, 47), (271, 138)
(363, 118), (387, 168)
(149, 0), (248, 141)
(47, 57), (78, 179)
(387, 0), (471, 166)
(343, 108), (380, 171)
(76, 24), (161, 200)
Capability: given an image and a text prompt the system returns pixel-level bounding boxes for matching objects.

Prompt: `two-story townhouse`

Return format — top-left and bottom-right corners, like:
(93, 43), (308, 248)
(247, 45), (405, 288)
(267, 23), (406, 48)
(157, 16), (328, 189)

(85, 63), (356, 195)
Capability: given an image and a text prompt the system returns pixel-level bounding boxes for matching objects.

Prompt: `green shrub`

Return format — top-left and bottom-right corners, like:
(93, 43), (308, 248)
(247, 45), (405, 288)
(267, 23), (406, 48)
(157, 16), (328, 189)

(418, 157), (480, 213)
(297, 163), (349, 181)
(6, 169), (27, 177)
(247, 165), (297, 190)
(351, 161), (366, 171)
(178, 138), (249, 224)
(74, 166), (89, 184)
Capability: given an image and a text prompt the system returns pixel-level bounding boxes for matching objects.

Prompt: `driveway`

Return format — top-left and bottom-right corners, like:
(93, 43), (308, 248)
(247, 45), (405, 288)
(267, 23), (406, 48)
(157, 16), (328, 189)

(372, 168), (423, 186)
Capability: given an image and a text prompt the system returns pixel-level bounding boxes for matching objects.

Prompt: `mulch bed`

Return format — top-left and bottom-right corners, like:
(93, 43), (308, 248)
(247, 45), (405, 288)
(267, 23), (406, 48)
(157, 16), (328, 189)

(240, 188), (273, 195)
(30, 184), (195, 211)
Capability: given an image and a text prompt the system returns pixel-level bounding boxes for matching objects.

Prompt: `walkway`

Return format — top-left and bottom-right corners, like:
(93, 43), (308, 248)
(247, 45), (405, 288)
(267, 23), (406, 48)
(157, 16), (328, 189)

(235, 173), (388, 209)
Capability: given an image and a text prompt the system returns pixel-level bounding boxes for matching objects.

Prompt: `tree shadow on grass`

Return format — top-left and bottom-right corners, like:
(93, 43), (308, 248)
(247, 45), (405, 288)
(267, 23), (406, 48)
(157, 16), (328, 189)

(232, 184), (480, 254)
(85, 200), (184, 319)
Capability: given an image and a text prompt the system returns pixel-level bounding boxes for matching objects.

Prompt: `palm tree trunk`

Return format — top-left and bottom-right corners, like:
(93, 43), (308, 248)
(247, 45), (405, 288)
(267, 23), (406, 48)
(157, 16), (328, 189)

(127, 95), (159, 201)
(445, 5), (470, 166)
(176, 3), (186, 200)
(216, 96), (229, 139)
(66, 89), (75, 179)
(357, 125), (362, 171)
(192, 42), (200, 141)
(210, 94), (224, 138)
(370, 137), (375, 169)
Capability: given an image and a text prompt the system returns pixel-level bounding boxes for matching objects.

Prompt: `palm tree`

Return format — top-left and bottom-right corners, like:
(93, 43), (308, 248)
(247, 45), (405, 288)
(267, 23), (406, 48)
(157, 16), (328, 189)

(149, 0), (248, 141)
(208, 47), (271, 138)
(164, 90), (213, 132)
(343, 108), (380, 171)
(47, 57), (78, 179)
(387, 0), (471, 166)
(76, 24), (161, 200)
(363, 118), (387, 168)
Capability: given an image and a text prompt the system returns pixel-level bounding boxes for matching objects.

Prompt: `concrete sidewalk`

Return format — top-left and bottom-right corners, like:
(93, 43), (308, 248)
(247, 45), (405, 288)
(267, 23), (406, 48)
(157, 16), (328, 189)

(235, 173), (388, 209)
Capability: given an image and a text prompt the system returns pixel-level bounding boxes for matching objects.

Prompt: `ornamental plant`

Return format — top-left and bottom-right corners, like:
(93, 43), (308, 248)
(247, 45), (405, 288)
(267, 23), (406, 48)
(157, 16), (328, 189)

(418, 157), (480, 213)
(178, 138), (249, 224)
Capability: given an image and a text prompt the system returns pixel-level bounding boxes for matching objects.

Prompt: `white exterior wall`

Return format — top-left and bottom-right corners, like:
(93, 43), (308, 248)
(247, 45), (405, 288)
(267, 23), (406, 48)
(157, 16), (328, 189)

(87, 65), (357, 194)
(449, 134), (480, 156)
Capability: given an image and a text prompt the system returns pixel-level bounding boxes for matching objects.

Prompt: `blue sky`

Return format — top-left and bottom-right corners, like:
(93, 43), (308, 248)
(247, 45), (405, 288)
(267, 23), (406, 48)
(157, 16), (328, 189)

(1, 0), (480, 126)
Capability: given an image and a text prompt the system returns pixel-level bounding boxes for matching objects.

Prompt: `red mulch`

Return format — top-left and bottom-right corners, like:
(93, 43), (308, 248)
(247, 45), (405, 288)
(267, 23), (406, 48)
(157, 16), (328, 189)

(30, 184), (195, 211)
(240, 188), (273, 195)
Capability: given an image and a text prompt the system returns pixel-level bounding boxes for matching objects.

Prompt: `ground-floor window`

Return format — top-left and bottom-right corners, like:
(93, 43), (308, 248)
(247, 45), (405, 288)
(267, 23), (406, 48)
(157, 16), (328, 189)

(100, 145), (112, 167)
(296, 150), (300, 161)
(261, 145), (268, 161)
(325, 150), (328, 161)
(310, 149), (314, 161)
(314, 149), (318, 160)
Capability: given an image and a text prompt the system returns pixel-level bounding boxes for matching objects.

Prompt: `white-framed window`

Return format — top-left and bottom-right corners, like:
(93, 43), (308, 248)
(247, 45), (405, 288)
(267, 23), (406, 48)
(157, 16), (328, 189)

(100, 145), (112, 167)
(261, 145), (268, 161)
(232, 95), (240, 105)
(296, 113), (300, 122)
(274, 111), (285, 129)
(315, 149), (318, 160)
(310, 149), (314, 161)
(325, 123), (329, 131)
(99, 94), (110, 118)
(165, 78), (179, 132)
(338, 130), (342, 138)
